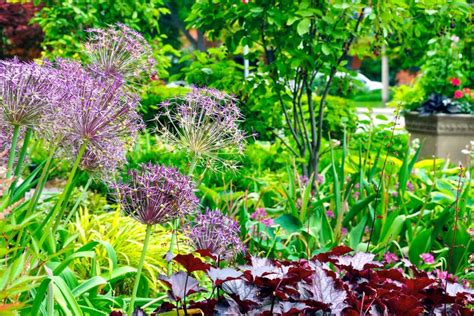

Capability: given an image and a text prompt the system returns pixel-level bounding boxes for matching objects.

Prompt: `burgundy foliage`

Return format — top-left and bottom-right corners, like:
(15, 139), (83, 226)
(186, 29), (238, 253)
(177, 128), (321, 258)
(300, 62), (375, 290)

(0, 1), (44, 59)
(111, 247), (474, 315)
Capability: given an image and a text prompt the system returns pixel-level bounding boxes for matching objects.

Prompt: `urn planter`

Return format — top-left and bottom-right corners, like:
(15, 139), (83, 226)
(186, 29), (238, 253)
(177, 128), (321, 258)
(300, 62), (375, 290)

(404, 112), (474, 163)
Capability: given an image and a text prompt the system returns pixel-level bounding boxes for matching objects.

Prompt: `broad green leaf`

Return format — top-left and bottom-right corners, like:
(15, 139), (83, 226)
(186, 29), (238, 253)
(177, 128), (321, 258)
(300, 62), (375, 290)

(408, 228), (432, 265)
(275, 214), (303, 234)
(297, 18), (311, 36)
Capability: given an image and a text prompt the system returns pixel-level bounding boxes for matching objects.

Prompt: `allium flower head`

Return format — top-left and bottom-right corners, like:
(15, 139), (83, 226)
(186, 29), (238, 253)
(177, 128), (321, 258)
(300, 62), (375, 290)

(52, 60), (143, 174)
(186, 209), (245, 260)
(85, 23), (156, 82)
(0, 58), (53, 128)
(156, 88), (245, 172)
(115, 163), (198, 225)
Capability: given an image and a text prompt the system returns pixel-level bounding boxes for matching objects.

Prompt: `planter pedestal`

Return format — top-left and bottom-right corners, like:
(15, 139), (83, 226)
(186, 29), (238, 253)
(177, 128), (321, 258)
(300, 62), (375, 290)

(404, 112), (474, 164)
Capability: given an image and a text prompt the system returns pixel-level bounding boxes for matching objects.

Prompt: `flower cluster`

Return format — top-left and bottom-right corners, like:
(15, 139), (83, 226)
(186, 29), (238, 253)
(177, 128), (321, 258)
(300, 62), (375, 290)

(0, 58), (53, 128)
(250, 207), (273, 227)
(156, 88), (245, 172)
(186, 209), (245, 260)
(114, 163), (198, 225)
(85, 23), (156, 82)
(50, 59), (143, 174)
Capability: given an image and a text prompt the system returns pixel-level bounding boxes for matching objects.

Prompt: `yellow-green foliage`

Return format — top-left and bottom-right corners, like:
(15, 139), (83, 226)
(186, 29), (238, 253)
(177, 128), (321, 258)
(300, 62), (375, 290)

(387, 82), (426, 111)
(70, 207), (193, 294)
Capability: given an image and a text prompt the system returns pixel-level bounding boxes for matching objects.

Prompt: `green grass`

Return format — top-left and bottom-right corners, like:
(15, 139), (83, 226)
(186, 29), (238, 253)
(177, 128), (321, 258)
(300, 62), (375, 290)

(349, 89), (392, 108)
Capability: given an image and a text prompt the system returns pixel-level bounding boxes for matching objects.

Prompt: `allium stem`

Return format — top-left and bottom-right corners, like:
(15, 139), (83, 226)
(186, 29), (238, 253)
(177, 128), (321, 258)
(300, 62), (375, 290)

(51, 142), (88, 234)
(37, 141), (87, 248)
(14, 127), (32, 177)
(9, 127), (33, 193)
(128, 223), (153, 316)
(6, 125), (20, 179)
(17, 142), (58, 254)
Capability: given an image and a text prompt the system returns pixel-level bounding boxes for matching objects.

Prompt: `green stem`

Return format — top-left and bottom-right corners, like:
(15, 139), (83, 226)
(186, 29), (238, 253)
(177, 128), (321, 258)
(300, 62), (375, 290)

(64, 177), (92, 225)
(14, 127), (32, 177)
(6, 125), (21, 179)
(128, 224), (153, 316)
(26, 143), (58, 218)
(37, 142), (87, 248)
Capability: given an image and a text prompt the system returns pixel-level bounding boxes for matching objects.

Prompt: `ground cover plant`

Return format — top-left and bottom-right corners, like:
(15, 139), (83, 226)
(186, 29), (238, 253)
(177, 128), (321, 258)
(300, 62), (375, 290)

(0, 1), (473, 315)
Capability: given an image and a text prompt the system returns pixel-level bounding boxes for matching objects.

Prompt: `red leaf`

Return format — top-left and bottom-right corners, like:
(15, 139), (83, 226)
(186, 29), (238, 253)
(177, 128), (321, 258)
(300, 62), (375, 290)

(173, 253), (211, 273)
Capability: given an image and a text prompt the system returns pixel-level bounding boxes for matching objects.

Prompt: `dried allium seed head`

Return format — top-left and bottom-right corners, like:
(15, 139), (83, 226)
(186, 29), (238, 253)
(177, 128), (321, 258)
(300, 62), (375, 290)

(114, 163), (198, 225)
(85, 23), (156, 82)
(156, 88), (245, 172)
(0, 58), (53, 128)
(186, 209), (245, 260)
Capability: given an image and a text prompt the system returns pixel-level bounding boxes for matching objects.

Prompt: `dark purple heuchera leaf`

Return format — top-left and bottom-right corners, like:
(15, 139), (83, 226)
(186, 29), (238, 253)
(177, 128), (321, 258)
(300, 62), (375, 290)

(331, 252), (383, 271)
(158, 271), (205, 302)
(314, 245), (353, 262)
(299, 262), (348, 314)
(173, 253), (211, 273)
(208, 267), (243, 286)
(109, 312), (124, 316)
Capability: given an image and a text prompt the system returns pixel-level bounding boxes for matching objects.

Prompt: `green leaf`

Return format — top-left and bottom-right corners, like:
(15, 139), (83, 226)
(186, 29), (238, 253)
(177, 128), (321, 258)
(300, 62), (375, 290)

(408, 228), (432, 265)
(72, 276), (107, 298)
(275, 214), (303, 234)
(321, 44), (331, 56)
(297, 18), (311, 36)
(349, 216), (368, 249)
(343, 194), (376, 226)
(379, 215), (406, 246)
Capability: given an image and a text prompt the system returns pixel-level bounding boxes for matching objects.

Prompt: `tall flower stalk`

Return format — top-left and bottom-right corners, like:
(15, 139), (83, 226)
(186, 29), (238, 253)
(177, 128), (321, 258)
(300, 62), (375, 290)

(114, 163), (198, 315)
(155, 88), (245, 174)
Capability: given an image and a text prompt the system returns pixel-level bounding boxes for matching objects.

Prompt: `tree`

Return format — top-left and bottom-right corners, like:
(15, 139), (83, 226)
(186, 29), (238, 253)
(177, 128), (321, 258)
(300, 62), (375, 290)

(188, 0), (471, 178)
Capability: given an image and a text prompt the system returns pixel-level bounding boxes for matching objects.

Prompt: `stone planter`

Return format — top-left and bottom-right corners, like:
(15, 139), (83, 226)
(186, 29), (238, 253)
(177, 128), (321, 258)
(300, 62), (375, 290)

(404, 112), (474, 163)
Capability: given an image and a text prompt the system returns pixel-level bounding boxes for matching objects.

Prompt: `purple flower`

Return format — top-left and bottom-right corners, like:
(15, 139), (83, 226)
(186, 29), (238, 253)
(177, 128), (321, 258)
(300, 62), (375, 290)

(326, 210), (335, 219)
(391, 191), (398, 198)
(341, 227), (348, 236)
(316, 174), (325, 185)
(186, 209), (245, 260)
(383, 252), (399, 264)
(300, 175), (309, 186)
(52, 60), (143, 174)
(352, 191), (360, 200)
(114, 163), (198, 225)
(0, 58), (54, 128)
(250, 207), (273, 227)
(85, 23), (156, 82)
(420, 253), (435, 264)
(406, 181), (414, 191)
(156, 88), (245, 172)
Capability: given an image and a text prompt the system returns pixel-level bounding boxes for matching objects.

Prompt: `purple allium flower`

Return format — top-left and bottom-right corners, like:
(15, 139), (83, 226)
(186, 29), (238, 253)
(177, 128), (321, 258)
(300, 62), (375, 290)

(250, 207), (273, 227)
(341, 227), (348, 236)
(326, 210), (335, 219)
(316, 174), (325, 185)
(299, 175), (309, 186)
(0, 58), (53, 128)
(391, 191), (398, 198)
(406, 181), (414, 191)
(85, 23), (156, 82)
(156, 88), (245, 172)
(186, 209), (245, 260)
(52, 60), (143, 174)
(420, 253), (435, 264)
(383, 252), (399, 264)
(114, 163), (198, 225)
